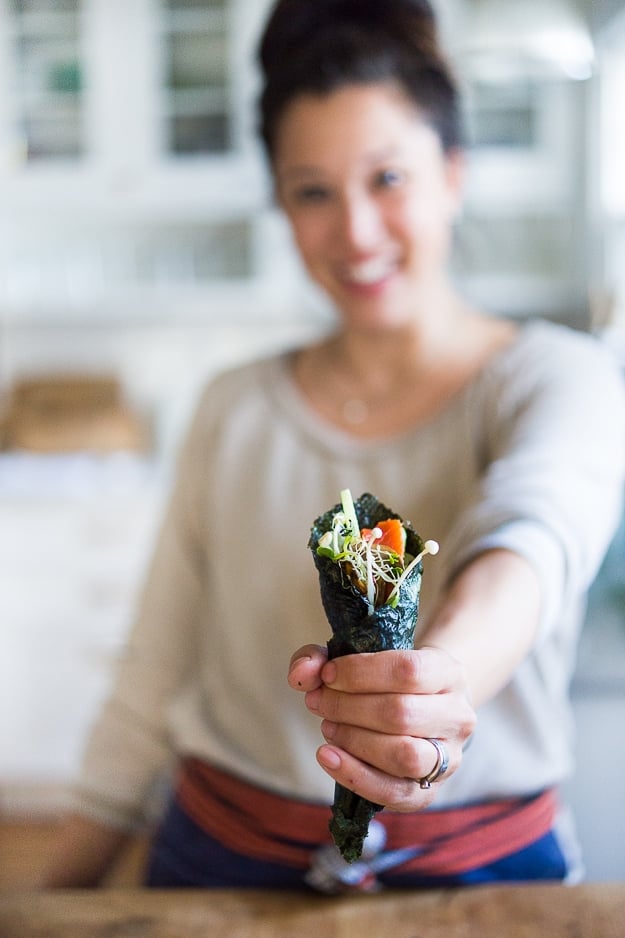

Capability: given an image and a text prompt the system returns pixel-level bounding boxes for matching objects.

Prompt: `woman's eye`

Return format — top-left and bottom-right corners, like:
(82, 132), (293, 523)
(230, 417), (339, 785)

(374, 168), (405, 189)
(292, 185), (331, 204)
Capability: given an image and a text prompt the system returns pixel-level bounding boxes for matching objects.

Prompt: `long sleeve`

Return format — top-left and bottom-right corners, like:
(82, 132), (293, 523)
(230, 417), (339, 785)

(72, 394), (213, 829)
(443, 324), (625, 642)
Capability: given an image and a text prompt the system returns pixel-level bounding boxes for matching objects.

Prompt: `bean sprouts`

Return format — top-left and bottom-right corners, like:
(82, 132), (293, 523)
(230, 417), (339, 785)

(316, 491), (438, 609)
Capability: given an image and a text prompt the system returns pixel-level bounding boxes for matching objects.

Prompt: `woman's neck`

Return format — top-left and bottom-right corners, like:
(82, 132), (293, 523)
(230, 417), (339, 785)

(326, 293), (487, 385)
(293, 300), (518, 439)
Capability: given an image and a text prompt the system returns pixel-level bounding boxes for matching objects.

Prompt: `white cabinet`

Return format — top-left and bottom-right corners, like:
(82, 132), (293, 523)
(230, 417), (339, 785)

(597, 12), (625, 218)
(453, 75), (589, 321)
(0, 1), (590, 329)
(0, 0), (297, 327)
(441, 0), (595, 323)
(0, 0), (271, 182)
(2, 0), (84, 161)
(591, 16), (625, 335)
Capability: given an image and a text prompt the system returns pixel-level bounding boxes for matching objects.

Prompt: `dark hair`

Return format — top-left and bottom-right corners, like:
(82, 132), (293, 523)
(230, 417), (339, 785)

(257, 0), (464, 160)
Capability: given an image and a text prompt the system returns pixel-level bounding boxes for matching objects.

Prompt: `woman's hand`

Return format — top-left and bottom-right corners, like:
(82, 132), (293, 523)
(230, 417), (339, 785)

(288, 644), (475, 811)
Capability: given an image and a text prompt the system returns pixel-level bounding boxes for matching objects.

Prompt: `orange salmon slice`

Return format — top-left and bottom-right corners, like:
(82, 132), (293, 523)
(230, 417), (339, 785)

(361, 519), (406, 561)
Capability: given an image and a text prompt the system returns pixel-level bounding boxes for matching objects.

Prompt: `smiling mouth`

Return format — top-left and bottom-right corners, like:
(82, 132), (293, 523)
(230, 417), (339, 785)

(344, 257), (398, 286)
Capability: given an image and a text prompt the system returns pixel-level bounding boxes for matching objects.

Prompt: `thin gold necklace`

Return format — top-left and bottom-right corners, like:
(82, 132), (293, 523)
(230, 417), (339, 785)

(307, 340), (422, 425)
(334, 372), (414, 425)
(342, 398), (370, 425)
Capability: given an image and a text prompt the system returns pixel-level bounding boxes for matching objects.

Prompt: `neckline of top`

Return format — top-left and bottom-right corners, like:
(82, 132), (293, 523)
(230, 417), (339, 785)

(264, 319), (547, 457)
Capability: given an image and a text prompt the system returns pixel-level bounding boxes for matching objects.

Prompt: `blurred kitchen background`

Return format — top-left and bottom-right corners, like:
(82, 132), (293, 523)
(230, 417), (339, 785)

(0, 0), (624, 883)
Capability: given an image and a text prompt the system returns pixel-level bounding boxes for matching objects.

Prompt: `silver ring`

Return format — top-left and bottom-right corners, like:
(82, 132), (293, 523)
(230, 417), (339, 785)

(418, 738), (450, 789)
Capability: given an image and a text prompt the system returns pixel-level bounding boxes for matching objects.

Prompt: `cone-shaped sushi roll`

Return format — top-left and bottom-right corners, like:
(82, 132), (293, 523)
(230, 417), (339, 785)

(309, 489), (438, 862)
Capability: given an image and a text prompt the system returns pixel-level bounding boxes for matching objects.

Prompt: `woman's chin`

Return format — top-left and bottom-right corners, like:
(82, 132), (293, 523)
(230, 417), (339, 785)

(337, 305), (415, 333)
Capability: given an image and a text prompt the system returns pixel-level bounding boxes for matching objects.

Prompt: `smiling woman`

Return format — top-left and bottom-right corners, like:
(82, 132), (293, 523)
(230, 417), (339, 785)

(38, 0), (625, 894)
(257, 0), (515, 441)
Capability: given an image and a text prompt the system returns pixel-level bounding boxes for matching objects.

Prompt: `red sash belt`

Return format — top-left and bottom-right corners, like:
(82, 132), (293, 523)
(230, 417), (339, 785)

(176, 757), (558, 877)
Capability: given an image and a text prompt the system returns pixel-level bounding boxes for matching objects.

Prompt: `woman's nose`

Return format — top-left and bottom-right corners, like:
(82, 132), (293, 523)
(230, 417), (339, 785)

(335, 193), (384, 251)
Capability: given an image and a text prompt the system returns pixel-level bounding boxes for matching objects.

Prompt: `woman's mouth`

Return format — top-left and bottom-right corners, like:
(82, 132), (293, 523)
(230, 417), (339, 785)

(343, 257), (399, 288)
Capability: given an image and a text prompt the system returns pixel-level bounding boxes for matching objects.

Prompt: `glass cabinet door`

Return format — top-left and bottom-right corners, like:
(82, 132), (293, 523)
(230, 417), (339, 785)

(9, 0), (84, 160)
(466, 78), (540, 150)
(158, 0), (230, 155)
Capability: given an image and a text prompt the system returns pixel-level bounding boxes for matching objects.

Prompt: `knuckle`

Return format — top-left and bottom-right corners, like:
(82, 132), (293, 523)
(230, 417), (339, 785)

(458, 698), (477, 737)
(392, 652), (422, 688)
(385, 778), (436, 813)
(395, 736), (422, 778)
(382, 694), (420, 734)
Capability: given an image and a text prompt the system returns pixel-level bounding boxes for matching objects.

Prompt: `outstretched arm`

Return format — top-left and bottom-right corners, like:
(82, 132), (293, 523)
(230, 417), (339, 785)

(419, 547), (542, 708)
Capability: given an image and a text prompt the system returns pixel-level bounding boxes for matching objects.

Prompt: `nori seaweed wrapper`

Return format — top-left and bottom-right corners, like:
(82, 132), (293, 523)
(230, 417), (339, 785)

(308, 492), (426, 862)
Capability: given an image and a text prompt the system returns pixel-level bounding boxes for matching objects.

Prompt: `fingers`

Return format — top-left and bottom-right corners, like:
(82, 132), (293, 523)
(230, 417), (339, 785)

(289, 643), (476, 811)
(287, 644), (328, 692)
(306, 683), (469, 739)
(320, 721), (460, 785)
(315, 743), (438, 812)
(320, 647), (464, 696)
(316, 725), (462, 812)
(290, 646), (464, 699)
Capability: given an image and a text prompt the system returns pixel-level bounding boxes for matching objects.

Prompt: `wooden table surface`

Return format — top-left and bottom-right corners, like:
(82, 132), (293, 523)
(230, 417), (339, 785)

(1, 884), (624, 938)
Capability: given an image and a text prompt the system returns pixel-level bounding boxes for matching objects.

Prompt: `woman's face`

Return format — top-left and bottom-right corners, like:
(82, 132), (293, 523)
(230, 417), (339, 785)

(273, 83), (464, 331)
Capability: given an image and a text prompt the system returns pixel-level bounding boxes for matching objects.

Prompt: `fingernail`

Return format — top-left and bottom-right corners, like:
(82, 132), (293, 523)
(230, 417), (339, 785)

(318, 746), (341, 770)
(288, 655), (311, 676)
(322, 661), (337, 685)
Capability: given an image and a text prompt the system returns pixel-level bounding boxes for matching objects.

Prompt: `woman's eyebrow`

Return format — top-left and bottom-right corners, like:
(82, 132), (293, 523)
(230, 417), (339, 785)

(277, 147), (402, 182)
(276, 165), (326, 181)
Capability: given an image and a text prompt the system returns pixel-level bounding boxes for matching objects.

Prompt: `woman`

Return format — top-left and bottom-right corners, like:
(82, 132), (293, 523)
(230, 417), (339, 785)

(41, 0), (625, 890)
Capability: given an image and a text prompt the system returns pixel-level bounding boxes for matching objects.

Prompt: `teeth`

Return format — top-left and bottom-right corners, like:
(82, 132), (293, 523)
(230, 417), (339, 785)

(347, 258), (396, 284)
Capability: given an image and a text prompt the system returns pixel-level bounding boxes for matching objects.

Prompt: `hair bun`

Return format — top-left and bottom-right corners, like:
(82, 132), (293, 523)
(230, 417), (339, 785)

(259, 0), (440, 77)
(257, 0), (462, 158)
